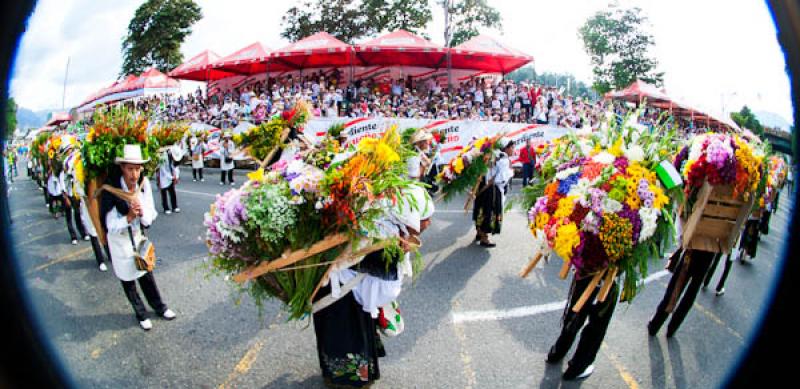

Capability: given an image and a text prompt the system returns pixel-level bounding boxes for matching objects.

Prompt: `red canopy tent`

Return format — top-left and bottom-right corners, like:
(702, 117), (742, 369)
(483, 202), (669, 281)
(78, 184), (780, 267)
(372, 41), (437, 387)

(449, 34), (533, 74)
(605, 79), (673, 105)
(128, 67), (180, 90)
(270, 32), (353, 70)
(355, 30), (447, 68)
(45, 112), (72, 126)
(169, 50), (236, 81)
(211, 42), (271, 75)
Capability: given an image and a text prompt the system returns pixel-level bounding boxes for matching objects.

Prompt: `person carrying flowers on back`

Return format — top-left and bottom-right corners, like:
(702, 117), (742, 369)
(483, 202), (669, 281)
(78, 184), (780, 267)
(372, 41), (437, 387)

(473, 137), (514, 247)
(188, 134), (206, 182)
(406, 129), (433, 181)
(100, 144), (176, 331)
(156, 144), (181, 214)
(219, 132), (236, 186)
(48, 161), (81, 244)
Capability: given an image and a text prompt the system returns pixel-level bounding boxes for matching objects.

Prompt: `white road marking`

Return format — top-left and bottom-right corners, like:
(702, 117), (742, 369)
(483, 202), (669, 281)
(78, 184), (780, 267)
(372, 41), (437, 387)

(451, 270), (671, 323)
(176, 189), (217, 198)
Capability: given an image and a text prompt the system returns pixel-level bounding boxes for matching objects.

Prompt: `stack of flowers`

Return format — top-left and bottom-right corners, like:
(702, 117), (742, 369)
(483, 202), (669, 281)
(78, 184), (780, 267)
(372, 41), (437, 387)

(234, 119), (285, 162)
(761, 155), (786, 209)
(150, 122), (188, 149)
(673, 133), (764, 202)
(204, 127), (424, 320)
(435, 134), (503, 201)
(305, 136), (341, 170)
(82, 106), (159, 180)
(524, 115), (681, 307)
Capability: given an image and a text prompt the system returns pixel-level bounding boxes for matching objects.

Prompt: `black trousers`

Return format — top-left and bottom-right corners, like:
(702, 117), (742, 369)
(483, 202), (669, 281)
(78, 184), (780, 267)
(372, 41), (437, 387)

(51, 196), (78, 240)
(220, 169), (234, 184)
(650, 249), (715, 335)
(68, 196), (87, 238)
(89, 236), (107, 266)
(120, 272), (167, 321)
(703, 252), (733, 292)
(192, 168), (203, 180)
(160, 183), (178, 211)
(550, 276), (619, 370)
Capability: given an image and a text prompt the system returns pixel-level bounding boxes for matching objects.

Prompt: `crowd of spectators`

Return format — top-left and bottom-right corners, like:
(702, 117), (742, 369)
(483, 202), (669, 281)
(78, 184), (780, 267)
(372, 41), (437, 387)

(132, 70), (634, 130)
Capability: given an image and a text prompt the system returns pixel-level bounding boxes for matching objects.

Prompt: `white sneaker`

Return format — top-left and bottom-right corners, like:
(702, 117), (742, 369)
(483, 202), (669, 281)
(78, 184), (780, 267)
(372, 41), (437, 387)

(174, 208), (181, 213)
(201, 178), (205, 182)
(99, 263), (108, 272)
(219, 182), (224, 186)
(84, 235), (90, 241)
(576, 365), (594, 379)
(71, 239), (78, 245)
(716, 288), (726, 296)
(165, 210), (172, 215)
(162, 309), (177, 320)
(139, 319), (152, 331)
(192, 179), (197, 182)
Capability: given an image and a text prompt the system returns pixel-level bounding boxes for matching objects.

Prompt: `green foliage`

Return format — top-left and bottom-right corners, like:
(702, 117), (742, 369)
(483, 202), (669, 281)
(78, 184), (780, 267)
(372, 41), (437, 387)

(444, 0), (502, 47)
(730, 106), (764, 137)
(282, 0), (432, 43)
(578, 5), (663, 94)
(121, 0), (202, 76)
(5, 97), (17, 138)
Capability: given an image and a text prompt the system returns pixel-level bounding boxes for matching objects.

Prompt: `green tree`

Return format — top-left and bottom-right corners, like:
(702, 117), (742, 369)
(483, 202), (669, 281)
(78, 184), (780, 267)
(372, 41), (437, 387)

(282, 0), (432, 43)
(730, 106), (764, 136)
(579, 5), (663, 95)
(5, 98), (17, 138)
(442, 0), (502, 47)
(121, 0), (202, 77)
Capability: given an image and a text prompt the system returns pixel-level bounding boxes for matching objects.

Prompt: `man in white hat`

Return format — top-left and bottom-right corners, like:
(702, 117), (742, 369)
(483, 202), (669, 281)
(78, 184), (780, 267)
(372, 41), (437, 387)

(100, 144), (176, 331)
(218, 132), (237, 185)
(188, 135), (206, 182)
(407, 129), (433, 181)
(472, 137), (515, 247)
(155, 144), (182, 214)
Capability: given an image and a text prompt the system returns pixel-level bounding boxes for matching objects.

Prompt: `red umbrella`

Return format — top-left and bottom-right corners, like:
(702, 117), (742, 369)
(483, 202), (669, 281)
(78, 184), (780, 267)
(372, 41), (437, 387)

(130, 68), (180, 89)
(449, 34), (533, 74)
(270, 32), (353, 70)
(355, 30), (447, 68)
(169, 50), (236, 81)
(605, 79), (673, 105)
(212, 42), (272, 75)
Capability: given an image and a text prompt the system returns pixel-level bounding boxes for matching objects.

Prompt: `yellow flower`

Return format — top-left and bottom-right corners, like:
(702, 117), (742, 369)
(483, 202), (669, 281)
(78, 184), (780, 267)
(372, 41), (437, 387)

(534, 212), (550, 230)
(48, 150), (54, 159)
(453, 157), (465, 174)
(247, 168), (265, 182)
(375, 142), (399, 163)
(609, 138), (623, 157)
(358, 137), (379, 153)
(554, 196), (577, 219)
(554, 222), (581, 261)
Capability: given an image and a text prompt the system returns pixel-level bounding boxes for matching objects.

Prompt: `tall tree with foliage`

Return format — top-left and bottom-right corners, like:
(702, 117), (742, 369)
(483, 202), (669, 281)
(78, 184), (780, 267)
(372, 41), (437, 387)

(120, 0), (202, 77)
(579, 5), (663, 95)
(282, 0), (432, 43)
(442, 0), (502, 47)
(4, 98), (17, 138)
(731, 106), (764, 136)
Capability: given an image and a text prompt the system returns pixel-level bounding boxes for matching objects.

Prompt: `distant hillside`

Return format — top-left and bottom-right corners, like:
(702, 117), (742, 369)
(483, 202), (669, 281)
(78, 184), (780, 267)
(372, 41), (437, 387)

(15, 107), (53, 130)
(754, 110), (792, 131)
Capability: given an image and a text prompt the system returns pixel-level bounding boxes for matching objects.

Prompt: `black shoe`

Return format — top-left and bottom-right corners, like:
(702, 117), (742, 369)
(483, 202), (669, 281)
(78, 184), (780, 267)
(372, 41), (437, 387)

(563, 364), (594, 380)
(475, 233), (481, 242)
(479, 241), (496, 248)
(545, 346), (564, 364)
(666, 325), (678, 338)
(647, 321), (659, 336)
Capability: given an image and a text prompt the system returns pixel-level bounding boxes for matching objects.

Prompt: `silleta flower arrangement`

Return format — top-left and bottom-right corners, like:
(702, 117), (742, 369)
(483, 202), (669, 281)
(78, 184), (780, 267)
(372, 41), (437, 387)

(435, 134), (503, 201)
(150, 121), (188, 149)
(673, 132), (764, 202)
(82, 106), (159, 179)
(524, 114), (682, 308)
(234, 118), (285, 162)
(205, 127), (425, 320)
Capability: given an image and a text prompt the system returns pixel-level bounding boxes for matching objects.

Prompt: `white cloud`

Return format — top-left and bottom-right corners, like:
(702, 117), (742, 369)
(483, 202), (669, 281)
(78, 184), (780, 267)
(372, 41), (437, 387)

(9, 0), (794, 125)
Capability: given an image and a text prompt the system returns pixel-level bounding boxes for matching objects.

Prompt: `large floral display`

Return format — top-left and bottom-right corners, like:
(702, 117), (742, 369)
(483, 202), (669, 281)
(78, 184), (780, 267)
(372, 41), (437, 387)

(524, 116), (682, 306)
(205, 127), (426, 320)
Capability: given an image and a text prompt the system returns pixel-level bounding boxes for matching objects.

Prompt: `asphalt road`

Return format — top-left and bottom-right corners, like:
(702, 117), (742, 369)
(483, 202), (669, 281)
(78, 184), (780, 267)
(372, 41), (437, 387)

(6, 166), (792, 388)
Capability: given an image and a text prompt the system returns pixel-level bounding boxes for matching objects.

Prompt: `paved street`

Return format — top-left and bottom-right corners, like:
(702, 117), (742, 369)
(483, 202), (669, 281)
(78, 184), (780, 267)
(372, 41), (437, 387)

(7, 166), (791, 388)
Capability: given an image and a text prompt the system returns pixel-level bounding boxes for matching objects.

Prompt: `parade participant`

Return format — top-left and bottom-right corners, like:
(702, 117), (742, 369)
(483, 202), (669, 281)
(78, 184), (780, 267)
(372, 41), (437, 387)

(47, 164), (80, 244)
(60, 161), (89, 241)
(472, 138), (514, 247)
(100, 144), (176, 331)
(156, 145), (181, 214)
(73, 168), (109, 272)
(406, 129), (432, 180)
(313, 186), (434, 388)
(545, 268), (619, 380)
(648, 248), (715, 337)
(219, 132), (236, 186)
(188, 135), (206, 182)
(519, 138), (536, 187)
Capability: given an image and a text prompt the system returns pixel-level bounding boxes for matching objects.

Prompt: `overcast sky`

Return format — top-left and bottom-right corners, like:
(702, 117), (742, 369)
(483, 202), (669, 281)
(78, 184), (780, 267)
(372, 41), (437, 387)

(9, 0), (794, 125)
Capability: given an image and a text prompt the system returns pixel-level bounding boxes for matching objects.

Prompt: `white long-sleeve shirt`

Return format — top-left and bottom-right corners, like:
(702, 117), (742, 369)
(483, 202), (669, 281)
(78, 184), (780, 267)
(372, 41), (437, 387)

(105, 177), (157, 235)
(47, 174), (63, 196)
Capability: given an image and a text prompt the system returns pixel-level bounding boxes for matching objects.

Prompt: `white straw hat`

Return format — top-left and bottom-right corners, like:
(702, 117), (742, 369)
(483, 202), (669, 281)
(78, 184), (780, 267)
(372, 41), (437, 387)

(115, 144), (149, 165)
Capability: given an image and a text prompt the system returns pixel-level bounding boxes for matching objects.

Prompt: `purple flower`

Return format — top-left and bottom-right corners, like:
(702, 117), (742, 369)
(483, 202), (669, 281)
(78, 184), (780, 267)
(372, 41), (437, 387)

(618, 205), (642, 243)
(674, 146), (689, 169)
(614, 156), (629, 173)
